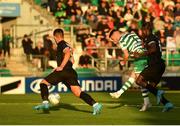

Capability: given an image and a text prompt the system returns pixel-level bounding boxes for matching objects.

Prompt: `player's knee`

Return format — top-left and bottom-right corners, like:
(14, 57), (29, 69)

(73, 91), (81, 97)
(71, 86), (81, 97)
(135, 78), (141, 86)
(41, 79), (50, 86)
(136, 76), (145, 87)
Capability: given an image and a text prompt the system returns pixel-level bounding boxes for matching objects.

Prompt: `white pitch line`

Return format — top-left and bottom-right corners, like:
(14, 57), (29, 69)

(0, 102), (179, 108)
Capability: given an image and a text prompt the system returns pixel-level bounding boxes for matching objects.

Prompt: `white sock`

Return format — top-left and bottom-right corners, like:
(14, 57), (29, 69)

(144, 97), (150, 105)
(141, 88), (150, 105)
(42, 100), (49, 104)
(117, 77), (135, 95)
(93, 103), (98, 107)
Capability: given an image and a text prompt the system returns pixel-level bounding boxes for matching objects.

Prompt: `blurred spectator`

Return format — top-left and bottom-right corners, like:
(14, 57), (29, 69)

(49, 43), (57, 60)
(85, 36), (98, 59)
(75, 1), (83, 23)
(0, 49), (6, 67)
(87, 14), (98, 32)
(47, 0), (57, 13)
(163, 0), (175, 9)
(174, 28), (180, 53)
(133, 2), (142, 27)
(174, 14), (180, 29)
(66, 0), (76, 17)
(34, 0), (179, 69)
(76, 27), (90, 50)
(54, 1), (66, 24)
(96, 17), (110, 36)
(153, 16), (165, 31)
(97, 38), (107, 59)
(164, 21), (175, 48)
(114, 7), (126, 29)
(98, 0), (109, 16)
(128, 19), (139, 34)
(124, 9), (133, 26)
(32, 41), (46, 70)
(78, 50), (91, 68)
(2, 29), (12, 57)
(48, 43), (57, 69)
(156, 29), (166, 51)
(22, 34), (33, 62)
(43, 34), (53, 57)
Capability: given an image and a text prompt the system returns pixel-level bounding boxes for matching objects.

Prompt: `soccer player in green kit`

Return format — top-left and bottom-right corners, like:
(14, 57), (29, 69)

(109, 30), (151, 111)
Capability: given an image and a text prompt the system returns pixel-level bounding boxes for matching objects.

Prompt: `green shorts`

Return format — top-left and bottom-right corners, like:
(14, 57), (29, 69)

(133, 57), (148, 73)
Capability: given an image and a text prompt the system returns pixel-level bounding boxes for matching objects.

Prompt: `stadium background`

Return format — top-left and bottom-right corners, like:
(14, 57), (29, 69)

(0, 0), (180, 125)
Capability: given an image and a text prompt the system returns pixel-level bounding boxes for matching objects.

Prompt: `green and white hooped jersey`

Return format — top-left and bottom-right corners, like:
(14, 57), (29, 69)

(119, 32), (145, 53)
(119, 32), (147, 73)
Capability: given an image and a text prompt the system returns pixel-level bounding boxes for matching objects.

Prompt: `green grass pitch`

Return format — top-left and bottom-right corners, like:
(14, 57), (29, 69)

(0, 91), (180, 125)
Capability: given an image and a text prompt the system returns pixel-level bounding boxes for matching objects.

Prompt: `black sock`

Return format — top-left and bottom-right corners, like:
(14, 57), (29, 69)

(146, 84), (158, 96)
(40, 83), (49, 101)
(80, 92), (96, 106)
(161, 95), (169, 105)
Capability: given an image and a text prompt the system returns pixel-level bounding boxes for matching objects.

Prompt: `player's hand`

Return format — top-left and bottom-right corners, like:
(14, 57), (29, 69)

(55, 66), (63, 71)
(132, 51), (141, 58)
(120, 61), (125, 66)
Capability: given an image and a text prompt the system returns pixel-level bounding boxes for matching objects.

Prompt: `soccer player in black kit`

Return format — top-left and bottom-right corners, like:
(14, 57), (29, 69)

(134, 22), (174, 112)
(34, 28), (102, 115)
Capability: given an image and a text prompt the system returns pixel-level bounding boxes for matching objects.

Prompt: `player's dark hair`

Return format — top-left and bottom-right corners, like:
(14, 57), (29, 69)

(109, 29), (117, 38)
(141, 22), (154, 39)
(142, 22), (153, 33)
(53, 28), (64, 37)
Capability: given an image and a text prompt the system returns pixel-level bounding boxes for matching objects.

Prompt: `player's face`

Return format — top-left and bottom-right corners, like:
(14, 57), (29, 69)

(142, 28), (149, 38)
(53, 34), (61, 43)
(110, 31), (120, 44)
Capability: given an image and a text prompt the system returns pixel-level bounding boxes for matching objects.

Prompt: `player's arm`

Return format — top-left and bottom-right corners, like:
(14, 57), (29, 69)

(146, 41), (157, 54)
(70, 48), (75, 64)
(56, 47), (71, 71)
(133, 41), (156, 58)
(120, 49), (129, 66)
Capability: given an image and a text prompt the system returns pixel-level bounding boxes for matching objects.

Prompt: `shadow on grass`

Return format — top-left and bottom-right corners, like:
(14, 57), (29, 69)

(50, 103), (92, 113)
(34, 103), (92, 114)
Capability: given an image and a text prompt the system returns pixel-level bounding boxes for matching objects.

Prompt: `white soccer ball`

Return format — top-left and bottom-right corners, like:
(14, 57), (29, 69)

(48, 93), (60, 106)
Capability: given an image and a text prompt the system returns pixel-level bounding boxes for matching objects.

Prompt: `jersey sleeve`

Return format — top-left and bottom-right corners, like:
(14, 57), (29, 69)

(62, 42), (70, 51)
(119, 41), (127, 50)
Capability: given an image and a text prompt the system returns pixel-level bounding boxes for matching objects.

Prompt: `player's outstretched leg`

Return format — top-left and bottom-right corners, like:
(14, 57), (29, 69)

(33, 100), (50, 113)
(162, 102), (174, 112)
(71, 86), (103, 115)
(93, 103), (103, 115)
(139, 88), (152, 111)
(33, 82), (50, 113)
(79, 92), (103, 115)
(110, 77), (135, 99)
(157, 90), (164, 105)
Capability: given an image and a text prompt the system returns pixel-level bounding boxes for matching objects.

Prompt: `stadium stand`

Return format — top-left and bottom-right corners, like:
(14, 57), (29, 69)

(0, 0), (180, 76)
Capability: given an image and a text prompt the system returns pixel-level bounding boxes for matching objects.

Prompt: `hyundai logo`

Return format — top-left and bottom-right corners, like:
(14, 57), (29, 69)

(30, 79), (55, 93)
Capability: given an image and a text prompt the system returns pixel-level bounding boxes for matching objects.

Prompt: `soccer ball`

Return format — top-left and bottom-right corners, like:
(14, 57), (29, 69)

(48, 93), (60, 106)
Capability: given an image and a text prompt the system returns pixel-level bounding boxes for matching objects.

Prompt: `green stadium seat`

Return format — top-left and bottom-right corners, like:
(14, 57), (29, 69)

(34, 0), (42, 5)
(63, 19), (71, 31)
(91, 0), (98, 6)
(162, 54), (180, 66)
(0, 68), (12, 77)
(0, 40), (2, 49)
(75, 68), (98, 77)
(115, 0), (125, 6)
(43, 68), (98, 77)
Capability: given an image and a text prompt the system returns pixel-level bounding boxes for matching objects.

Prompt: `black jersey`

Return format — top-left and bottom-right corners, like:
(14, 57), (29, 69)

(144, 34), (163, 65)
(56, 40), (72, 69)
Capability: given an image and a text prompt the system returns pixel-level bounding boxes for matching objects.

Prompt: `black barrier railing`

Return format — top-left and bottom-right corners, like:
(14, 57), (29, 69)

(84, 46), (180, 72)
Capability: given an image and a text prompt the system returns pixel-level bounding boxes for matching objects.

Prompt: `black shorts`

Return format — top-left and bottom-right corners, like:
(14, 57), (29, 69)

(140, 61), (165, 84)
(44, 68), (80, 89)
